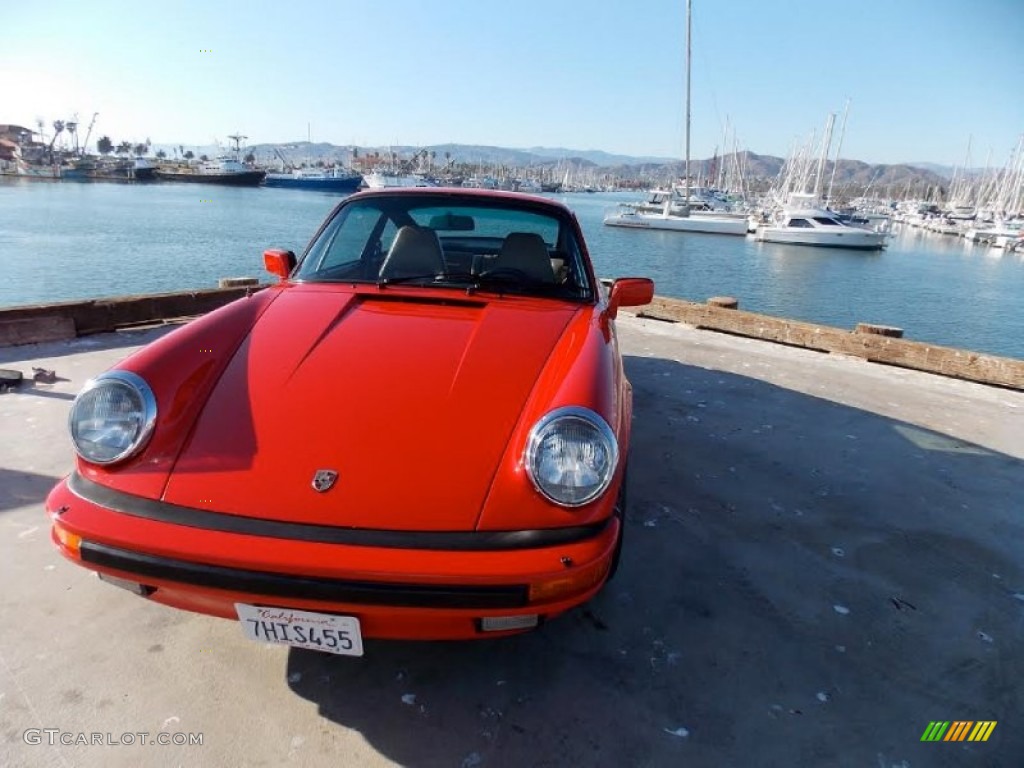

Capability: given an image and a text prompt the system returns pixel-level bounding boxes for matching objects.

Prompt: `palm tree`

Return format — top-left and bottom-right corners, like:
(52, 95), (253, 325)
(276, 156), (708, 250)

(116, 141), (132, 157)
(133, 143), (148, 157)
(97, 136), (114, 156)
(183, 150), (194, 161)
(48, 120), (65, 161)
(155, 149), (167, 160)
(65, 120), (79, 154)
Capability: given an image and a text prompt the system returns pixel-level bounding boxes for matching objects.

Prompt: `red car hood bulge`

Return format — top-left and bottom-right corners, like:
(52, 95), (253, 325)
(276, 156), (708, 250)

(161, 286), (578, 531)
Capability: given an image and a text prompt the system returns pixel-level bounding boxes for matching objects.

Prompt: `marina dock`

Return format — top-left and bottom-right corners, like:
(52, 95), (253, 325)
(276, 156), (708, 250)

(1, 311), (1021, 766)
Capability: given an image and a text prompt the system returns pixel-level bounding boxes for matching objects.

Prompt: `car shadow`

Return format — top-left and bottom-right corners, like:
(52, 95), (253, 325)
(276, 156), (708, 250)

(285, 355), (1024, 766)
(0, 467), (62, 513)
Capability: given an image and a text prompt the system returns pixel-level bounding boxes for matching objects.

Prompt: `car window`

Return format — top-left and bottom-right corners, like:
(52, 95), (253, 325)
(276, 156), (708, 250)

(304, 205), (381, 274)
(295, 195), (592, 301)
(409, 206), (559, 244)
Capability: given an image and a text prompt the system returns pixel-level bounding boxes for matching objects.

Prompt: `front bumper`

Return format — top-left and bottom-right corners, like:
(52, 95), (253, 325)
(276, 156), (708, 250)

(46, 474), (618, 640)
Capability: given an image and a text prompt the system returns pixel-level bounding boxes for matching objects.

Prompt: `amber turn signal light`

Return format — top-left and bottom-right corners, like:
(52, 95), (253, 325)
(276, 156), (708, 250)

(528, 559), (611, 603)
(53, 524), (83, 559)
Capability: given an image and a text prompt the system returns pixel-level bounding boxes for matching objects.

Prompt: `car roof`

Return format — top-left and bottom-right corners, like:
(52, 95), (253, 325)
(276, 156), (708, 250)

(346, 187), (574, 216)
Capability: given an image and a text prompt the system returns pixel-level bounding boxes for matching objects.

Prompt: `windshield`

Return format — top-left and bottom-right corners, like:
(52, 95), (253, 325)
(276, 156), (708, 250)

(295, 195), (593, 301)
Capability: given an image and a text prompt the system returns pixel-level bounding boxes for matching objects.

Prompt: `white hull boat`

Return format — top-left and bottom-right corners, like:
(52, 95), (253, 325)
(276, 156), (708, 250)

(756, 208), (887, 250)
(604, 208), (749, 235)
(964, 224), (1022, 245)
(603, 0), (747, 239)
(363, 170), (435, 189)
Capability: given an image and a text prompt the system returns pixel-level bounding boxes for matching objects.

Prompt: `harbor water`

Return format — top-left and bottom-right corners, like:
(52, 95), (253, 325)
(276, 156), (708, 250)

(1, 181), (1021, 360)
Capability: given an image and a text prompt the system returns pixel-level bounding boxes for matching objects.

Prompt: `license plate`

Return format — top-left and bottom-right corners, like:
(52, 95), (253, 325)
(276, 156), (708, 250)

(235, 603), (363, 656)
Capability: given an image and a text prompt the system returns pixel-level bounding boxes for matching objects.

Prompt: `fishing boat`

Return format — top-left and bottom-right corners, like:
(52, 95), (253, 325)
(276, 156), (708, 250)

(604, 0), (748, 236)
(156, 134), (265, 186)
(263, 166), (362, 192)
(132, 157), (157, 181)
(59, 157), (95, 181)
(52, 155), (155, 182)
(13, 159), (61, 179)
(156, 157), (265, 186)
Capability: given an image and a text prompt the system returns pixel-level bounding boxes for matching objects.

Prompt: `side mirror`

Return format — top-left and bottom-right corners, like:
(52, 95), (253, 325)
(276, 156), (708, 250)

(608, 277), (654, 318)
(263, 249), (296, 281)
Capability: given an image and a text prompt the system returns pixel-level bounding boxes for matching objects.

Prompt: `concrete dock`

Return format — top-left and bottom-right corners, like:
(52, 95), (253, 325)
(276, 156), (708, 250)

(1, 315), (1022, 767)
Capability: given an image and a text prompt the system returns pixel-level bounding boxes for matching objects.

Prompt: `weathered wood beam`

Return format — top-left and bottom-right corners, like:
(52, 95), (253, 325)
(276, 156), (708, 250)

(634, 296), (1024, 391)
(0, 285), (263, 345)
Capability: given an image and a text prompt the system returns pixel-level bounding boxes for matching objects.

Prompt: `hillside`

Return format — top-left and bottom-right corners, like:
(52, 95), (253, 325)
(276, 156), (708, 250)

(153, 140), (948, 194)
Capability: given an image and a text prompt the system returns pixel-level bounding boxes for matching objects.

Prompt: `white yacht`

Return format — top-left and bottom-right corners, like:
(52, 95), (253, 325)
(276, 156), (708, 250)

(604, 203), (750, 235)
(755, 194), (887, 250)
(363, 170), (436, 189)
(629, 185), (740, 215)
(515, 178), (544, 194)
(963, 223), (1023, 246)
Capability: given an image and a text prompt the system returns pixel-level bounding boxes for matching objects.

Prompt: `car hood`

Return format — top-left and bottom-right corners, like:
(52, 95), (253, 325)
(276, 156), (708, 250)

(162, 286), (579, 530)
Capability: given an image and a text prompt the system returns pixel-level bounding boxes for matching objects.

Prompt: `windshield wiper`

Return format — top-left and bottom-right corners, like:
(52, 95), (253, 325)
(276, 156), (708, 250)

(376, 271), (569, 296)
(376, 273), (446, 287)
(439, 271), (565, 294)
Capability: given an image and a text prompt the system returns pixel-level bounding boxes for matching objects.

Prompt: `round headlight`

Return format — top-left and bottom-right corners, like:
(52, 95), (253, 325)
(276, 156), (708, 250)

(69, 371), (157, 465)
(525, 406), (619, 507)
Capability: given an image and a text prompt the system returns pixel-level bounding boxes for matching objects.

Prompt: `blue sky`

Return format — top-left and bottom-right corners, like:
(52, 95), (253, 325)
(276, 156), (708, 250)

(3, 0), (1021, 165)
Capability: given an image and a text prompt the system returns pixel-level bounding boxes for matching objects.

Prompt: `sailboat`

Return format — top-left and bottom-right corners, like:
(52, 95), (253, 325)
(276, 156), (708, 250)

(604, 0), (748, 236)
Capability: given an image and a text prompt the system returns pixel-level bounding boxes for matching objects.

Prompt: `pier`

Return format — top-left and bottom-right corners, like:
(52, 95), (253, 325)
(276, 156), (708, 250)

(1, 299), (1021, 765)
(3, 286), (1022, 391)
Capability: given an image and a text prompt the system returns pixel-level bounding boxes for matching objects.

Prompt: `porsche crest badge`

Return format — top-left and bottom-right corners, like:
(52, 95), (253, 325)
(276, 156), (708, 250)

(311, 469), (338, 493)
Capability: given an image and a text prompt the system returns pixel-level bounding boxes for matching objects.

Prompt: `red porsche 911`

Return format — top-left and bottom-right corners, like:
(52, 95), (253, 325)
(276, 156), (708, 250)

(46, 188), (654, 655)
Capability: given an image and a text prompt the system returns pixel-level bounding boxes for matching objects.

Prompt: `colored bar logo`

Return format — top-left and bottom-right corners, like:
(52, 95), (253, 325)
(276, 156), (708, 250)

(920, 721), (997, 742)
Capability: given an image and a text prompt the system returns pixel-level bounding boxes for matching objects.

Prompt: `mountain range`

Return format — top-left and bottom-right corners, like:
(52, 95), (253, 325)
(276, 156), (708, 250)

(152, 140), (950, 192)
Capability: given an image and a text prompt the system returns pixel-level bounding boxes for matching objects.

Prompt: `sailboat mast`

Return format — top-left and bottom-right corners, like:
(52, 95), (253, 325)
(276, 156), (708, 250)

(684, 0), (691, 208)
(826, 98), (850, 206)
(813, 113), (835, 200)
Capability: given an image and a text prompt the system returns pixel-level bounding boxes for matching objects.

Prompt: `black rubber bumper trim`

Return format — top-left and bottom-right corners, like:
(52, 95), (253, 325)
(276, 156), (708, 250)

(68, 472), (608, 551)
(81, 541), (529, 609)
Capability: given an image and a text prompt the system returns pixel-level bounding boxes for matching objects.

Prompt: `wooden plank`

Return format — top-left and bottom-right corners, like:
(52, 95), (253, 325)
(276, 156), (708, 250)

(0, 285), (265, 340)
(634, 296), (1024, 391)
(0, 316), (76, 346)
(2, 286), (1021, 391)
